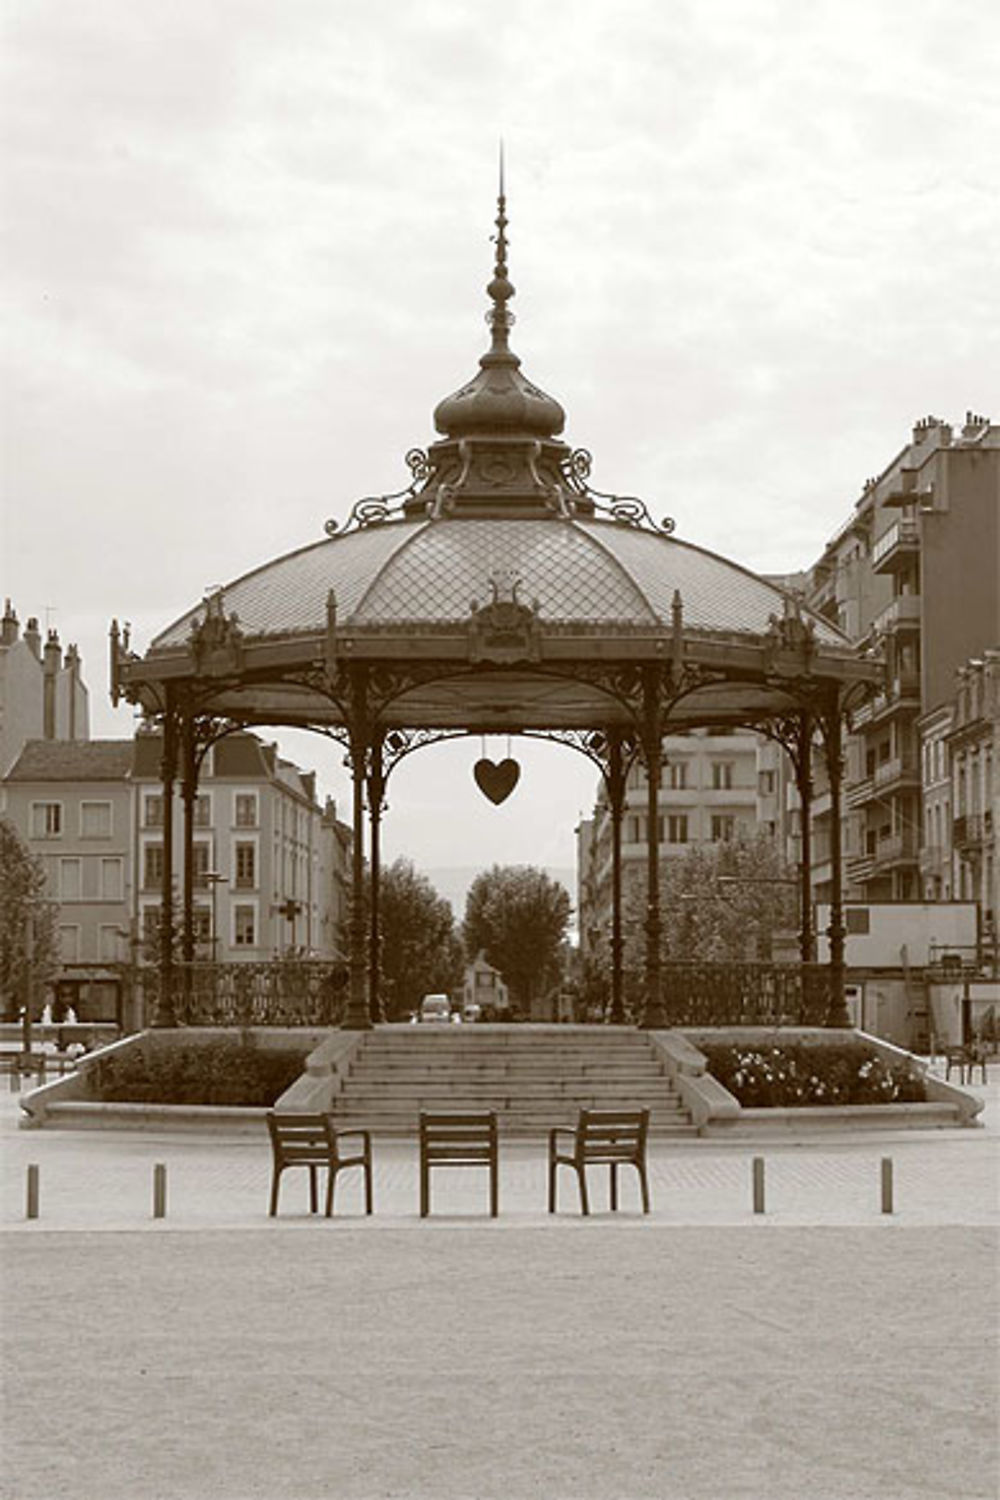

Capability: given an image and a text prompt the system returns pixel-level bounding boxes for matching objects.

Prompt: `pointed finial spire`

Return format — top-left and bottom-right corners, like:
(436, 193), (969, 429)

(486, 140), (515, 356)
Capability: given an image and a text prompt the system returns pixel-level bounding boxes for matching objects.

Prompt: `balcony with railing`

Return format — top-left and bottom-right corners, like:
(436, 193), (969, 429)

(872, 518), (920, 573)
(873, 594), (922, 636)
(871, 829), (920, 870)
(873, 754), (920, 792)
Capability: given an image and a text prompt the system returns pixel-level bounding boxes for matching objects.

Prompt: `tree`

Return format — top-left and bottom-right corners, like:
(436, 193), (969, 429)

(0, 818), (60, 1022)
(622, 830), (798, 977)
(463, 865), (572, 1016)
(374, 858), (464, 1021)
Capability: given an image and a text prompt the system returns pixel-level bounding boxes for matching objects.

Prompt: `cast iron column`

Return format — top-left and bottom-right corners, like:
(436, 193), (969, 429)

(343, 666), (372, 1030)
(795, 710), (814, 964)
(641, 670), (666, 1029)
(155, 698), (179, 1026)
(366, 728), (385, 1025)
(180, 715), (197, 967)
(607, 730), (627, 1024)
(823, 694), (849, 1027)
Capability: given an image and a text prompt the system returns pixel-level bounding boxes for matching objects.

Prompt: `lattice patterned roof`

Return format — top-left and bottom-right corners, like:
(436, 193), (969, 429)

(151, 515), (845, 648)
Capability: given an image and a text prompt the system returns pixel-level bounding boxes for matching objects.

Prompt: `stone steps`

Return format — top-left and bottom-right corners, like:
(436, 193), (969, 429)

(329, 1025), (696, 1137)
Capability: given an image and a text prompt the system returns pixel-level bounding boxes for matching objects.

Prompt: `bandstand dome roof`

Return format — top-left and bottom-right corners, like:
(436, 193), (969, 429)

(150, 516), (844, 648)
(117, 184), (877, 735)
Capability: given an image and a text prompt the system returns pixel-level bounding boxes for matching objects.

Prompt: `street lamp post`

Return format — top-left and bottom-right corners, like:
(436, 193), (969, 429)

(203, 872), (228, 962)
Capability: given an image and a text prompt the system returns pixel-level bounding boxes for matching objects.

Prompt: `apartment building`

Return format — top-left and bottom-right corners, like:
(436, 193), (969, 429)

(131, 731), (349, 963)
(3, 728), (352, 1021)
(577, 728), (786, 958)
(3, 739), (133, 1022)
(943, 652), (998, 940)
(0, 601), (88, 775)
(805, 412), (998, 907)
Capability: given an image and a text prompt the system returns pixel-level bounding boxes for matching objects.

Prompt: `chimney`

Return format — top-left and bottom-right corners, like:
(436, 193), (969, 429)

(1, 599), (18, 646)
(43, 629), (62, 739)
(23, 617), (41, 659)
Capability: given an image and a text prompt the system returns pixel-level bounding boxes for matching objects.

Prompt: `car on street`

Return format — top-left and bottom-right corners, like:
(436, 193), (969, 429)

(419, 994), (452, 1024)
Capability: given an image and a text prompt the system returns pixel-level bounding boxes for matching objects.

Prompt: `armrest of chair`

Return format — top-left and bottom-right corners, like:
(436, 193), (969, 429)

(548, 1126), (577, 1154)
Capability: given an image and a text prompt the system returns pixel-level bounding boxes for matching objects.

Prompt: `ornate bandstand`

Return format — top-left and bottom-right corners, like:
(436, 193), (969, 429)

(111, 185), (880, 1030)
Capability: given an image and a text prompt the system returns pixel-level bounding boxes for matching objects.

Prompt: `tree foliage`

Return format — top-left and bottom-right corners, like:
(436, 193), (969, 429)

(0, 817), (60, 1020)
(622, 831), (798, 979)
(463, 865), (572, 1013)
(374, 858), (464, 1021)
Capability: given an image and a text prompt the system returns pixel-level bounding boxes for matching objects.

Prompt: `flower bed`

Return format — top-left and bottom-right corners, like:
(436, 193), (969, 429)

(698, 1039), (926, 1109)
(90, 1033), (310, 1108)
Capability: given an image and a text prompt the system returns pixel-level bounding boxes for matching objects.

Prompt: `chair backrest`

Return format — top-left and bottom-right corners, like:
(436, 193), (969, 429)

(267, 1111), (335, 1165)
(419, 1111), (497, 1162)
(575, 1108), (649, 1161)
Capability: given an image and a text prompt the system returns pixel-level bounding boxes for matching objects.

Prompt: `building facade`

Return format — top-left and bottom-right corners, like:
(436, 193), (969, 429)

(804, 412), (998, 908)
(131, 731), (349, 964)
(2, 729), (352, 1023)
(577, 727), (789, 962)
(0, 601), (89, 775)
(2, 740), (133, 1022)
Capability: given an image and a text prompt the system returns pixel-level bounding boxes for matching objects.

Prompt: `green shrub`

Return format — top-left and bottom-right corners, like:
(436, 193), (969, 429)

(699, 1040), (926, 1108)
(91, 1034), (308, 1107)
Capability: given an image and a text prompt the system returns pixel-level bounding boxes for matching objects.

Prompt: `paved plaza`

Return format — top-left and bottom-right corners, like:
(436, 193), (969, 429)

(1, 1067), (997, 1500)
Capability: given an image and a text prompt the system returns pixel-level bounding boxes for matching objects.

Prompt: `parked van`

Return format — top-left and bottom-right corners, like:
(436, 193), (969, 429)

(419, 994), (451, 1024)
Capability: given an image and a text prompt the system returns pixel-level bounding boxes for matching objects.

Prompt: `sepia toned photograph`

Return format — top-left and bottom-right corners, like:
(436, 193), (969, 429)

(1, 3), (997, 1497)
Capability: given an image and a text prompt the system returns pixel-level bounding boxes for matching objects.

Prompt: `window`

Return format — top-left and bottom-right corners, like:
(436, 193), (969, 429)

(627, 816), (641, 844)
(235, 793), (258, 829)
(667, 815), (688, 844)
(234, 841), (256, 889)
(141, 907), (161, 949)
(193, 907), (212, 948)
(234, 904), (256, 947)
(711, 815), (736, 842)
(191, 842), (212, 888)
(193, 794), (211, 828)
(100, 857), (124, 901)
(846, 908), (871, 935)
(711, 763), (734, 791)
(80, 801), (112, 838)
(758, 770), (776, 795)
(99, 925), (120, 963)
(143, 843), (164, 891)
(58, 925), (80, 962)
(666, 762), (688, 790)
(143, 794), (163, 828)
(30, 801), (62, 838)
(59, 858), (82, 900)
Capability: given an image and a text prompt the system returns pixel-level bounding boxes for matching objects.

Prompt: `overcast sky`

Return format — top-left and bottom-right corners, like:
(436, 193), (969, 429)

(3, 0), (998, 887)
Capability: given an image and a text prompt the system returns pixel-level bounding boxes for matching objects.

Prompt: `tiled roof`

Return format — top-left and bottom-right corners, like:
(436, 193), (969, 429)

(5, 739), (134, 782)
(149, 516), (846, 647)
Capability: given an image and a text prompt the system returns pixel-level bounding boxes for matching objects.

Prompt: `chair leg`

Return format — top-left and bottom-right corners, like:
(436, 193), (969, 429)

(638, 1161), (650, 1214)
(489, 1158), (498, 1219)
(420, 1158), (429, 1218)
(364, 1153), (373, 1215)
(577, 1164), (590, 1216)
(325, 1167), (336, 1218)
(548, 1155), (557, 1213)
(308, 1164), (318, 1214)
(269, 1169), (281, 1217)
(610, 1162), (618, 1212)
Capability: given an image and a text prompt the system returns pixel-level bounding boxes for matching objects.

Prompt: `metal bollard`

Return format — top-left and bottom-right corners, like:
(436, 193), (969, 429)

(26, 1163), (39, 1220)
(881, 1157), (894, 1215)
(153, 1163), (167, 1219)
(752, 1156), (765, 1215)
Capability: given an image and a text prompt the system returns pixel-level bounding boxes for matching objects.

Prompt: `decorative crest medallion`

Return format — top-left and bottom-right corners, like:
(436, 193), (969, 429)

(188, 590), (245, 678)
(468, 570), (541, 663)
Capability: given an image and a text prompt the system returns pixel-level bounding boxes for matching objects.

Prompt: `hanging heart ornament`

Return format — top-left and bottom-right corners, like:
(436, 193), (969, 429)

(473, 757), (521, 805)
